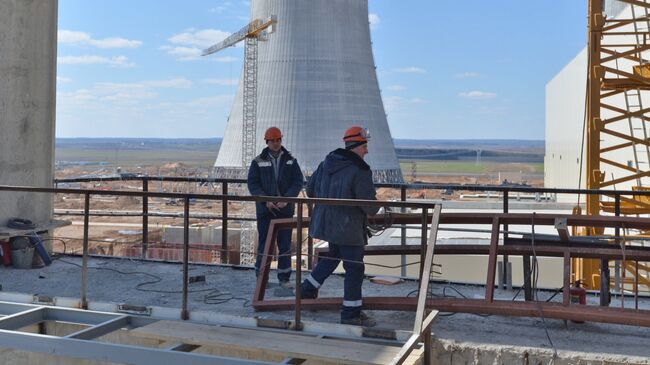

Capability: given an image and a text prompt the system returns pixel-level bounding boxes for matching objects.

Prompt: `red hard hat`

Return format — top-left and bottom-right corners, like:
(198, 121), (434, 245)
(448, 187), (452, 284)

(343, 126), (370, 142)
(264, 127), (282, 140)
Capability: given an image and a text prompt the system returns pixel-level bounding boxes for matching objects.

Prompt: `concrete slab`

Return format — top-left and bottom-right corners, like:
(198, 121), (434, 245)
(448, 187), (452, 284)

(1, 256), (650, 363)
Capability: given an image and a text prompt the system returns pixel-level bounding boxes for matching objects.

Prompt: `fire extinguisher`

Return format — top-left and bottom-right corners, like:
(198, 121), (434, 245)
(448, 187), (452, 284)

(570, 280), (586, 323)
(0, 240), (10, 266)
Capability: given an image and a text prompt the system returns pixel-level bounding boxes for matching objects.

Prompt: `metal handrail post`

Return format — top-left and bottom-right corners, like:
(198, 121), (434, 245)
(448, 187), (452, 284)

(81, 193), (90, 310)
(503, 191), (509, 289)
(182, 197), (190, 320)
(307, 203), (313, 270)
(142, 177), (149, 259)
(295, 203), (303, 330)
(401, 185), (407, 277)
(221, 181), (228, 264)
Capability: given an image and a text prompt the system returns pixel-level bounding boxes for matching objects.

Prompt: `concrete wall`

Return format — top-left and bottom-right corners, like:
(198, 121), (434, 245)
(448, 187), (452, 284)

(0, 0), (58, 226)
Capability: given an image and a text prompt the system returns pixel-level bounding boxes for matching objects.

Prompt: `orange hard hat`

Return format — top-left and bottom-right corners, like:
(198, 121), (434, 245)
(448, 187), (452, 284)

(264, 127), (282, 140)
(343, 126), (370, 143)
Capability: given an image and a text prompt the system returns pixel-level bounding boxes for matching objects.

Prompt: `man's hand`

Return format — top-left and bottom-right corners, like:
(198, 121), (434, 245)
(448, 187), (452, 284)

(276, 202), (288, 209)
(266, 202), (279, 211)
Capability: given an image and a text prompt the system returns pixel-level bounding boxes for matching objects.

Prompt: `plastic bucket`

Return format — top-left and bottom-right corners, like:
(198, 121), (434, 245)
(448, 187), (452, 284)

(11, 247), (34, 269)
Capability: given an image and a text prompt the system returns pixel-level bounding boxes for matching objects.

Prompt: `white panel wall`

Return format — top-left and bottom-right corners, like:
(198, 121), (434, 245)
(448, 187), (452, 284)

(545, 49), (587, 193)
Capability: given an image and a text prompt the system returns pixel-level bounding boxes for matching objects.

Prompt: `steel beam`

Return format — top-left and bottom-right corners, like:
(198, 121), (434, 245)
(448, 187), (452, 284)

(254, 297), (650, 327)
(65, 315), (131, 340)
(0, 329), (274, 365)
(0, 307), (45, 330)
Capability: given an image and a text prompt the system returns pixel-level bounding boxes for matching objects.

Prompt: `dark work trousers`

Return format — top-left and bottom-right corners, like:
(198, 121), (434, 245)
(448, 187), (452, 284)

(255, 216), (292, 282)
(301, 244), (365, 320)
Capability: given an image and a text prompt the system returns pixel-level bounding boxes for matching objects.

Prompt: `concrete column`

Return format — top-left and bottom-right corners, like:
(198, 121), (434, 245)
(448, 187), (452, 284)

(0, 0), (58, 226)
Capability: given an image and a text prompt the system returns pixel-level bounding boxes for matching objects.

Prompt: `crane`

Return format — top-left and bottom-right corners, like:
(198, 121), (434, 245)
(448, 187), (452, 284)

(580, 0), (650, 296)
(202, 16), (277, 167)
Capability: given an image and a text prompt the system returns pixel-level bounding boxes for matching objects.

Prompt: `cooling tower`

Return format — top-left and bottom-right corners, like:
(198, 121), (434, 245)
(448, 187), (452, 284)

(214, 0), (403, 183)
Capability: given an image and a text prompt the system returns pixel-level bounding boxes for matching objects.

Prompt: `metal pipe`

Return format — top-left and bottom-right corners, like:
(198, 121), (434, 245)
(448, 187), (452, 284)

(295, 202), (303, 330)
(181, 196), (190, 320)
(52, 175), (650, 197)
(221, 181), (228, 264)
(503, 191), (509, 289)
(419, 209), (427, 278)
(81, 193), (90, 310)
(401, 185), (407, 277)
(142, 177), (148, 259)
(307, 203), (313, 270)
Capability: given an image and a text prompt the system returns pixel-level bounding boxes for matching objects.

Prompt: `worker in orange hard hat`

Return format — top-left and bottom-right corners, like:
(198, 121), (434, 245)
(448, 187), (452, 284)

(247, 126), (304, 290)
(264, 126), (282, 141)
(300, 125), (379, 327)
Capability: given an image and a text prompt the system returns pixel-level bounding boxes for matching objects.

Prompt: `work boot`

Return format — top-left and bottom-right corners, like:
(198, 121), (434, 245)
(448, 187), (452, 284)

(341, 312), (376, 327)
(300, 286), (318, 299)
(279, 280), (294, 289)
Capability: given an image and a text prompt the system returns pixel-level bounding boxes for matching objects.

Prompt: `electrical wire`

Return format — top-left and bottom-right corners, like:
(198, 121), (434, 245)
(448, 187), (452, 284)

(46, 237), (252, 307)
(531, 213), (558, 359)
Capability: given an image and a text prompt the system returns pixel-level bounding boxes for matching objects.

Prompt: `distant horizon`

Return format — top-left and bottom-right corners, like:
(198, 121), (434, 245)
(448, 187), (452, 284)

(55, 137), (545, 142)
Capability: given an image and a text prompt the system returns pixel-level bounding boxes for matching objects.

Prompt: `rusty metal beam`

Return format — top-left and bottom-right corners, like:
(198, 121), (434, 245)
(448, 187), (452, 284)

(254, 297), (650, 327)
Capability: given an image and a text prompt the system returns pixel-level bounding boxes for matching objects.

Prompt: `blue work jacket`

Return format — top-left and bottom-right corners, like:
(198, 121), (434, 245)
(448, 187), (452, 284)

(247, 146), (304, 219)
(307, 148), (379, 246)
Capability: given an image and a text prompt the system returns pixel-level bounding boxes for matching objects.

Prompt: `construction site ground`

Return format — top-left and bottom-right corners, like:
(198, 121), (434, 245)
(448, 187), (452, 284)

(1, 256), (650, 364)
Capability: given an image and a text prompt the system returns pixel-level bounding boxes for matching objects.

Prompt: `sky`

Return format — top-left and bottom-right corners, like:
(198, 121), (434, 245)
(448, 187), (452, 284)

(56, 0), (588, 140)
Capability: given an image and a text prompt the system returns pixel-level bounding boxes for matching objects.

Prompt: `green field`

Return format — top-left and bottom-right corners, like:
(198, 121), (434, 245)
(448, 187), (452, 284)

(399, 160), (543, 174)
(56, 148), (217, 167)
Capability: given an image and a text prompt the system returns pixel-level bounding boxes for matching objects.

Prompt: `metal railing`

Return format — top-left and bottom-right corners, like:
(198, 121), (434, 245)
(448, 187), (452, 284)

(52, 175), (650, 287)
(3, 178), (650, 363)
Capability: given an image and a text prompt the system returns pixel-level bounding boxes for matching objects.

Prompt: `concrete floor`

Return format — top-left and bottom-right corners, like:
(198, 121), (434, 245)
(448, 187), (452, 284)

(2, 256), (650, 364)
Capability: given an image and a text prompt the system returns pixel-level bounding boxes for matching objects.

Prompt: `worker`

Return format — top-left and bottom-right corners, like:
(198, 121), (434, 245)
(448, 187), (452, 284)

(300, 126), (379, 327)
(247, 126), (304, 288)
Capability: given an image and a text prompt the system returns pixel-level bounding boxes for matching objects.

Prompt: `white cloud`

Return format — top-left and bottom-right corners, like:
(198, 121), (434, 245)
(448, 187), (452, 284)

(57, 76), (72, 83)
(455, 72), (480, 78)
(383, 96), (427, 113)
(59, 30), (91, 43)
(209, 6), (228, 13)
(394, 67), (426, 74)
(168, 29), (231, 48)
(58, 89), (96, 101)
(458, 91), (497, 100)
(209, 2), (233, 13)
(159, 46), (202, 61)
(185, 95), (234, 108)
(143, 78), (193, 88)
(203, 78), (239, 86)
(211, 56), (238, 63)
(163, 29), (235, 60)
(369, 13), (380, 30)
(96, 78), (193, 91)
(58, 30), (142, 49)
(385, 85), (405, 91)
(59, 78), (194, 107)
(57, 55), (135, 68)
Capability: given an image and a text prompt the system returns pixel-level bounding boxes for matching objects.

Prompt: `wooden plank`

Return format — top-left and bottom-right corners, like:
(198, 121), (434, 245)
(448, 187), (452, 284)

(131, 320), (405, 365)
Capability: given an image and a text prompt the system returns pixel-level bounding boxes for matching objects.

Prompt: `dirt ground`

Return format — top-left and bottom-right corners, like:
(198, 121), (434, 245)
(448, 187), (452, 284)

(52, 164), (543, 257)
